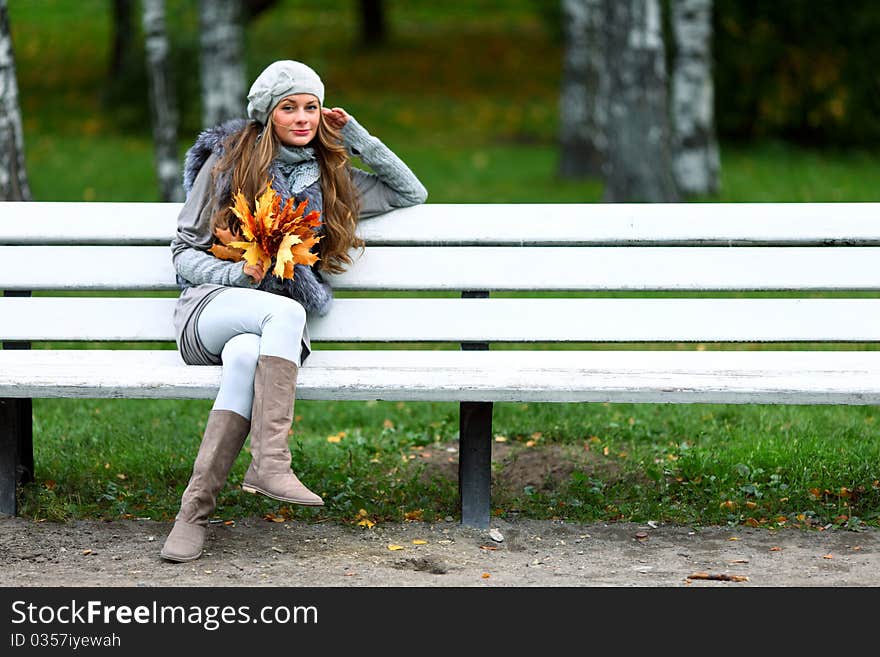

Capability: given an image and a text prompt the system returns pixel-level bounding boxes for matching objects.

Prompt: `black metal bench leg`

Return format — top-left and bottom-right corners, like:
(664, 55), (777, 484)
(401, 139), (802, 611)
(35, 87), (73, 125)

(2, 294), (34, 516)
(458, 289), (493, 529)
(459, 400), (493, 529)
(0, 398), (32, 516)
(19, 398), (33, 484)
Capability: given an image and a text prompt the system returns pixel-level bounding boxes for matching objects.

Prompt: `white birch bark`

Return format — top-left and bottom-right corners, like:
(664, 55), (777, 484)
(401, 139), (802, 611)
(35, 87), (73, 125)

(601, 0), (679, 203)
(199, 0), (246, 128)
(0, 0), (30, 201)
(558, 0), (605, 178)
(671, 0), (720, 196)
(142, 0), (184, 202)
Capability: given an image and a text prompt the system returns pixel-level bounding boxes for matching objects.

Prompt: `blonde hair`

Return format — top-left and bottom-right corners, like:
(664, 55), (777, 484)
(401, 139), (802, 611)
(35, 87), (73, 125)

(210, 114), (362, 273)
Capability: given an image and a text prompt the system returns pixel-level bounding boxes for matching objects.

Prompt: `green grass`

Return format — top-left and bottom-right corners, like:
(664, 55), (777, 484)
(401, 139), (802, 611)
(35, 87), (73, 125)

(7, 1), (880, 529)
(21, 398), (880, 531)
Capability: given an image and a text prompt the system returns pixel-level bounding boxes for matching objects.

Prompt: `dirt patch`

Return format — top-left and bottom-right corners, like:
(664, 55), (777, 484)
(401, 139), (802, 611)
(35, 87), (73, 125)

(1, 514), (877, 587)
(411, 438), (603, 494)
(3, 438), (878, 587)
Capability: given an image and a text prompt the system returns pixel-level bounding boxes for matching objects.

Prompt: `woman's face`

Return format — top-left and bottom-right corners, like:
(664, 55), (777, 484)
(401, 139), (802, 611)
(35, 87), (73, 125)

(271, 94), (321, 147)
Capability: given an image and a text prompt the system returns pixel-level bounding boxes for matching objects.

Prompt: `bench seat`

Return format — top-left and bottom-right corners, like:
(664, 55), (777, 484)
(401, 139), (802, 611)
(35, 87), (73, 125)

(4, 349), (880, 405)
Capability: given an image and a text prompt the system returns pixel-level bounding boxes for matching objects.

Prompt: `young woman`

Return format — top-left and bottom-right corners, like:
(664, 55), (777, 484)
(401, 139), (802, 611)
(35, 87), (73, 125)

(162, 60), (427, 562)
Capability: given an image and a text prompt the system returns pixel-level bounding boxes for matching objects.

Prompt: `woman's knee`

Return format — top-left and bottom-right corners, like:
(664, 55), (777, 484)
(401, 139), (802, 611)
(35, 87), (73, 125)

(220, 333), (261, 376)
(266, 297), (307, 332)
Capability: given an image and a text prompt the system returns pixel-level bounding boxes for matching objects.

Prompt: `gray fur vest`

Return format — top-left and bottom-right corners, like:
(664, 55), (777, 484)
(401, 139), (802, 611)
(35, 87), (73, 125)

(182, 119), (333, 316)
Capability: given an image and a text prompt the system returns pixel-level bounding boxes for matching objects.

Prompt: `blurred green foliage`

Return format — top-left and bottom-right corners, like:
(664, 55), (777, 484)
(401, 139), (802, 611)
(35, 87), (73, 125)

(714, 0), (880, 146)
(6, 0), (880, 204)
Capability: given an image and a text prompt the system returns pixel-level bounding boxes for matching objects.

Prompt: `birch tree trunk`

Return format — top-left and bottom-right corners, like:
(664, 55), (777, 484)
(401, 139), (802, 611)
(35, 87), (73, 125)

(558, 0), (605, 179)
(0, 0), (30, 201)
(109, 0), (135, 83)
(670, 0), (720, 196)
(601, 0), (679, 202)
(142, 0), (184, 202)
(199, 0), (246, 128)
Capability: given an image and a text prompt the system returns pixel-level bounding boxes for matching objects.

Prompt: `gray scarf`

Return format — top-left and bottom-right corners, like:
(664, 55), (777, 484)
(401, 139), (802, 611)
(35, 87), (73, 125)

(269, 144), (324, 233)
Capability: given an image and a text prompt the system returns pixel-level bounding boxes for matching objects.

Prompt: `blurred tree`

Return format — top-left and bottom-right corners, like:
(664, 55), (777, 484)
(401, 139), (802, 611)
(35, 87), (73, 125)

(359, 0), (387, 47)
(601, 0), (679, 202)
(670, 0), (719, 196)
(200, 0), (246, 128)
(0, 0), (30, 201)
(143, 0), (184, 202)
(244, 0), (280, 20)
(558, 0), (605, 179)
(109, 0), (136, 83)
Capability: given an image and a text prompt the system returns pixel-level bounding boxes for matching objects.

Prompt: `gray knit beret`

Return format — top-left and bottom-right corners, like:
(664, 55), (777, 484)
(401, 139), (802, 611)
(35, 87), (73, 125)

(246, 60), (325, 125)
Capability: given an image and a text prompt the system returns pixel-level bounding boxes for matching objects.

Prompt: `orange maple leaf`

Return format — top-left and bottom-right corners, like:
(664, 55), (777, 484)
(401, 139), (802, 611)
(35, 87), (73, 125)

(208, 243), (246, 262)
(218, 181), (322, 280)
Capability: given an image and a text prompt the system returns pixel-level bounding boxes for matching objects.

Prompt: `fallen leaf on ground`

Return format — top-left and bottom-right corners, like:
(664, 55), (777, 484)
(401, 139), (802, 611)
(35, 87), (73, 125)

(480, 545), (498, 551)
(687, 572), (749, 582)
(387, 544), (404, 551)
(770, 546), (782, 551)
(823, 554), (834, 559)
(412, 539), (427, 545)
(481, 573), (491, 579)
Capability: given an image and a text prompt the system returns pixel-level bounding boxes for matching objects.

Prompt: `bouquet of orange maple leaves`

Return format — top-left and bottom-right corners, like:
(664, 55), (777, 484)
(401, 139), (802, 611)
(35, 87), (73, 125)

(209, 182), (322, 280)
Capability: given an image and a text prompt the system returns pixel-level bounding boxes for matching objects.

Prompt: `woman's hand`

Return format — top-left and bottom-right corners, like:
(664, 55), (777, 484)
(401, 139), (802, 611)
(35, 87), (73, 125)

(243, 261), (267, 283)
(322, 106), (351, 130)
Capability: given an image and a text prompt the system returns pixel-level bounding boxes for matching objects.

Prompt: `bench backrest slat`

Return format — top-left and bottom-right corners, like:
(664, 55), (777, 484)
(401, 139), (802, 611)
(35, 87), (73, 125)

(4, 245), (880, 291)
(5, 297), (880, 343)
(4, 202), (880, 246)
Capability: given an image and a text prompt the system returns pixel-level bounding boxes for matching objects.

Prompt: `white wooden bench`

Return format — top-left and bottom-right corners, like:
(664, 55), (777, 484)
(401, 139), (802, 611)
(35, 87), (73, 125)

(3, 201), (880, 527)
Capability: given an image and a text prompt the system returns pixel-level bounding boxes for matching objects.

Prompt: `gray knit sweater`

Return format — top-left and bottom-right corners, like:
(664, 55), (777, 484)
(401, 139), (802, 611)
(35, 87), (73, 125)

(170, 116), (427, 366)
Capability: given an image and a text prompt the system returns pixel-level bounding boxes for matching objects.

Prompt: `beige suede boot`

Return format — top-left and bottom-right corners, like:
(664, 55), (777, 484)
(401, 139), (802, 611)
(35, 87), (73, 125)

(160, 410), (251, 562)
(241, 355), (324, 506)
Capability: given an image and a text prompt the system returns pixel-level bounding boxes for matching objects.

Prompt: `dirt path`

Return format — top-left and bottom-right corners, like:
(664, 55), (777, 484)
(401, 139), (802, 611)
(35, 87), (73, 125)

(2, 515), (877, 587)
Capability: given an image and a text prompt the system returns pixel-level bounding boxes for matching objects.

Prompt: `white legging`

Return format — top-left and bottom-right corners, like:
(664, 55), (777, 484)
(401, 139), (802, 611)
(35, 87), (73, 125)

(197, 288), (307, 419)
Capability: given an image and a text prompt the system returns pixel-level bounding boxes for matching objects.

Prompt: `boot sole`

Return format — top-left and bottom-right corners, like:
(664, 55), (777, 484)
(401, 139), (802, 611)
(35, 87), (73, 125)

(160, 549), (203, 563)
(241, 484), (324, 506)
